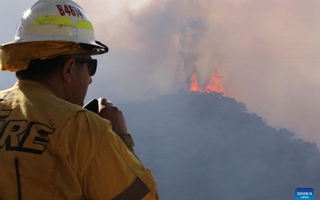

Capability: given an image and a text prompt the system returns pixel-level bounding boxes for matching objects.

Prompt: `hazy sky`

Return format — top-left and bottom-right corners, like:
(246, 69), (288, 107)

(1, 0), (320, 145)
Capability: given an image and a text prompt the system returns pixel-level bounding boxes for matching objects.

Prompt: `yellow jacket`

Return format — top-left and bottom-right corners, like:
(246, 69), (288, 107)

(0, 80), (159, 200)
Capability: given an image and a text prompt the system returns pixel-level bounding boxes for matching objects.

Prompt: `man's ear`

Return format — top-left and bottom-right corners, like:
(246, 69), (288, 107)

(61, 57), (76, 83)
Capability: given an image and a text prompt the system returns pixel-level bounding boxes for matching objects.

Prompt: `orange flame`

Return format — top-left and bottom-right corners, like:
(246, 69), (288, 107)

(189, 70), (226, 96)
(190, 73), (203, 92)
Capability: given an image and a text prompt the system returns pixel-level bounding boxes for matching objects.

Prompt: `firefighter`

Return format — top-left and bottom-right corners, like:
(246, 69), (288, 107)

(0, 0), (159, 199)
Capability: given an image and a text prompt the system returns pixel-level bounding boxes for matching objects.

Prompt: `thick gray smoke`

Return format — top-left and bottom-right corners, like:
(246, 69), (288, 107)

(78, 0), (320, 145)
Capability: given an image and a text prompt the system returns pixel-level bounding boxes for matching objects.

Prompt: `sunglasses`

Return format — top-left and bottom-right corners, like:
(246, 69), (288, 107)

(73, 58), (97, 76)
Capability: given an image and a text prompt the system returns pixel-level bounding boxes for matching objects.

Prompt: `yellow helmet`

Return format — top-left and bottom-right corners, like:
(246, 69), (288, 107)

(1, 0), (108, 55)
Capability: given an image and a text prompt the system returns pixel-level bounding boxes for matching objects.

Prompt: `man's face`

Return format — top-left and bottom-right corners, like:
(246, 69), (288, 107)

(66, 53), (94, 106)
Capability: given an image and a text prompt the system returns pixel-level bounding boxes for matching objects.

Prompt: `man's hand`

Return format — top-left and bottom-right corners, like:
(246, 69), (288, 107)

(98, 98), (128, 133)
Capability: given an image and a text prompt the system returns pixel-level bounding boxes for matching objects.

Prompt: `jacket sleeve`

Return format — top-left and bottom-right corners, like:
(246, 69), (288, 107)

(64, 111), (159, 200)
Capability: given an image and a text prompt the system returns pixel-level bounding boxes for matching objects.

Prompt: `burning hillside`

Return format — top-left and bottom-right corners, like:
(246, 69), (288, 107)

(119, 92), (320, 199)
(190, 70), (226, 96)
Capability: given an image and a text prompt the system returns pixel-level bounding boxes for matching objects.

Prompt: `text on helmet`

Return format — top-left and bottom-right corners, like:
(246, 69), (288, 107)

(56, 4), (84, 19)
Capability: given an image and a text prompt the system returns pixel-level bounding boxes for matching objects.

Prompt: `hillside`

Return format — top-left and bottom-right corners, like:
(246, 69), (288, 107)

(118, 92), (320, 199)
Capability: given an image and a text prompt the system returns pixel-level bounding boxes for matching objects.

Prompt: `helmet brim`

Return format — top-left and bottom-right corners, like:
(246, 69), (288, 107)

(0, 40), (109, 55)
(81, 40), (109, 55)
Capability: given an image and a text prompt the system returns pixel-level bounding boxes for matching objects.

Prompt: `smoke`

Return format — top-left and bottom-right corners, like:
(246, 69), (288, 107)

(77, 0), (320, 145)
